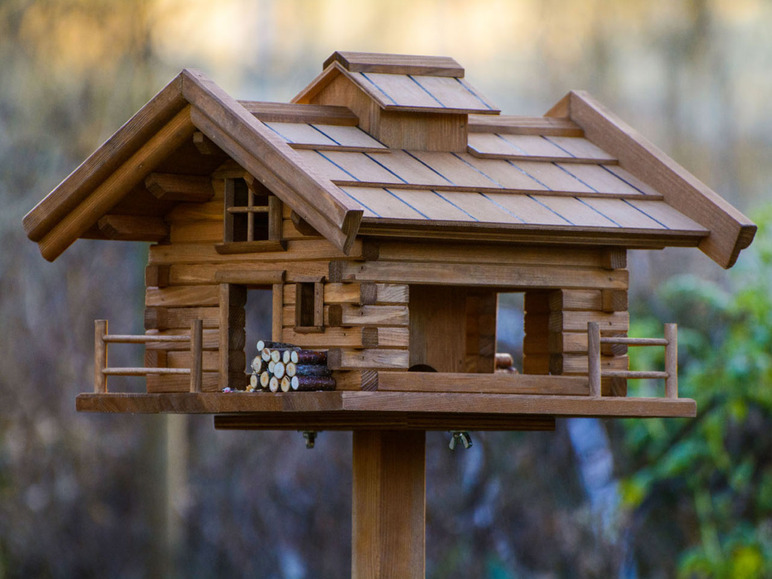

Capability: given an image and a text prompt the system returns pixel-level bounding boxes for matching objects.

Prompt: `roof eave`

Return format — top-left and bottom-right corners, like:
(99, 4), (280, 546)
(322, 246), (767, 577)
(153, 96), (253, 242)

(549, 90), (756, 268)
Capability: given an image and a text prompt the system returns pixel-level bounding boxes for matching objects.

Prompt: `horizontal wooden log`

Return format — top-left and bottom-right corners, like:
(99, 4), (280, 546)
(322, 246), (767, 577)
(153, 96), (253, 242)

(549, 311), (629, 333)
(376, 372), (588, 395)
(97, 215), (169, 242)
(145, 265), (170, 288)
(146, 286), (219, 307)
(281, 326), (409, 349)
(104, 367), (190, 376)
(546, 331), (628, 356)
(291, 375), (336, 391)
(239, 101), (359, 125)
(167, 350), (219, 372)
(166, 200), (222, 223)
(214, 269), (285, 285)
(284, 282), (409, 305)
(365, 242), (611, 268)
(214, 240), (287, 254)
(144, 307), (220, 330)
(284, 304), (409, 328)
(331, 370), (378, 391)
(468, 114), (584, 137)
(605, 370), (668, 380)
(149, 239), (363, 265)
(146, 372), (220, 393)
(334, 260), (629, 289)
(145, 172), (214, 202)
(551, 354), (629, 375)
(167, 262), (329, 285)
(143, 329), (220, 351)
(169, 220), (223, 244)
(327, 348), (410, 370)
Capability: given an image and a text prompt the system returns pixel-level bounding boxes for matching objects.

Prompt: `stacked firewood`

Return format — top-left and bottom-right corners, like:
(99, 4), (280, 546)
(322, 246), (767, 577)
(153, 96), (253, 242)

(248, 340), (335, 393)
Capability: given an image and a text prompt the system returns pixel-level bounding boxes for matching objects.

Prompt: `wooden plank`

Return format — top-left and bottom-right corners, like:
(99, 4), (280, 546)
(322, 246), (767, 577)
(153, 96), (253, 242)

(328, 348), (410, 370)
(456, 154), (549, 190)
(74, 391), (697, 418)
(238, 101), (359, 125)
(411, 75), (498, 113)
(263, 122), (338, 146)
(311, 124), (386, 149)
(375, 111), (467, 152)
(563, 90), (756, 268)
(182, 69), (363, 254)
(97, 215), (168, 241)
(340, 391), (697, 418)
(281, 327), (409, 349)
(340, 187), (427, 220)
(322, 151), (404, 183)
(272, 282), (283, 341)
(24, 74), (187, 242)
(145, 265), (170, 288)
(409, 151), (499, 188)
(579, 198), (668, 229)
(166, 199), (222, 223)
(287, 304), (409, 328)
(531, 195), (618, 227)
(627, 200), (709, 232)
(36, 107), (195, 261)
(215, 412), (555, 431)
(409, 285), (467, 373)
(146, 372), (221, 393)
(146, 286), (219, 307)
(468, 115), (584, 137)
(325, 51), (464, 77)
(546, 136), (616, 162)
(213, 269), (285, 285)
(168, 262), (329, 286)
(556, 164), (640, 195)
(352, 430), (425, 579)
(552, 354), (628, 375)
(549, 310), (629, 332)
(144, 329), (220, 350)
(145, 173), (214, 202)
(149, 239), (360, 265)
(145, 307), (220, 330)
(169, 220), (222, 244)
(510, 161), (595, 193)
(337, 260), (629, 289)
(168, 350), (219, 372)
(377, 372), (588, 395)
(286, 282), (408, 305)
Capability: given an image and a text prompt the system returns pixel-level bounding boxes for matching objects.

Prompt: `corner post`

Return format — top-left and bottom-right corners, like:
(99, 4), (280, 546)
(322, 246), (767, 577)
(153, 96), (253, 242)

(94, 319), (108, 393)
(588, 321), (601, 398)
(352, 430), (426, 579)
(664, 323), (678, 398)
(190, 319), (203, 393)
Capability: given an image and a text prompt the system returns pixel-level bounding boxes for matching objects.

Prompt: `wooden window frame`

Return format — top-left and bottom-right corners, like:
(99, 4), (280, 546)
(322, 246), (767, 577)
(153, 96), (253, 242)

(216, 176), (286, 254)
(294, 281), (324, 334)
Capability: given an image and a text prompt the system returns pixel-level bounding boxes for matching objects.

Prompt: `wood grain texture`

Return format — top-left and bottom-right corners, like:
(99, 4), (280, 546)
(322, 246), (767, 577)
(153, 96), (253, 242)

(325, 51), (464, 77)
(97, 215), (168, 241)
(75, 391), (697, 418)
(562, 90), (755, 268)
(352, 430), (425, 579)
(377, 372), (588, 395)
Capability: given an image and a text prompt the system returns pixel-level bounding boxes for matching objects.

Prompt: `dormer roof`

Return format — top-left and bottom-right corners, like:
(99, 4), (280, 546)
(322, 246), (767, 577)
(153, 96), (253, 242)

(24, 52), (755, 267)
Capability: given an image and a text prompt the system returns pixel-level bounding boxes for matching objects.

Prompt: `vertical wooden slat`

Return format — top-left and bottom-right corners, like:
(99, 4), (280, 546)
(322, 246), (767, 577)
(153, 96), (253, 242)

(272, 282), (283, 341)
(94, 319), (108, 393)
(189, 319), (203, 393)
(665, 323), (678, 398)
(587, 321), (601, 397)
(352, 430), (425, 579)
(268, 195), (283, 241)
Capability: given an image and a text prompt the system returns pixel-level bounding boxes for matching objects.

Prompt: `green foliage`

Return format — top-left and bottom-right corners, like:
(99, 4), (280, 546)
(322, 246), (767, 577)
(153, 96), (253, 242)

(622, 206), (772, 577)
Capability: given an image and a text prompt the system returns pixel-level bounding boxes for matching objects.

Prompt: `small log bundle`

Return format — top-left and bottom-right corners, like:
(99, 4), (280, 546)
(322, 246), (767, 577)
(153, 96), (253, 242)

(246, 340), (334, 392)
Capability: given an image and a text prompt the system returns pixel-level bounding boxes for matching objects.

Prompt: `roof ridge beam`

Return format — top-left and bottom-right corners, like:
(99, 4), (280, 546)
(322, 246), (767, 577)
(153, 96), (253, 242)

(323, 51), (465, 77)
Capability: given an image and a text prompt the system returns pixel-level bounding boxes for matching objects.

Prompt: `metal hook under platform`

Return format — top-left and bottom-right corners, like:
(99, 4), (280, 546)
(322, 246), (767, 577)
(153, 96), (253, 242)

(302, 431), (317, 449)
(449, 431), (472, 450)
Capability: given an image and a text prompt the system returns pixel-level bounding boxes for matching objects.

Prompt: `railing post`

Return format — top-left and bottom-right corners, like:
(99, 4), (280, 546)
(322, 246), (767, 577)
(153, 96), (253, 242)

(95, 320), (108, 393)
(664, 323), (678, 398)
(587, 322), (601, 398)
(190, 319), (203, 393)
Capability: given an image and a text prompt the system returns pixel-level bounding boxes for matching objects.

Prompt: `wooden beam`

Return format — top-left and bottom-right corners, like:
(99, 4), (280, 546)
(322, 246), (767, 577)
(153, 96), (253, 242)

(36, 107), (195, 261)
(238, 101), (359, 125)
(352, 430), (425, 579)
(145, 173), (214, 202)
(377, 372), (588, 395)
(97, 215), (168, 242)
(468, 115), (584, 137)
(326, 51), (464, 77)
(24, 74), (187, 242)
(562, 91), (756, 268)
(213, 269), (285, 285)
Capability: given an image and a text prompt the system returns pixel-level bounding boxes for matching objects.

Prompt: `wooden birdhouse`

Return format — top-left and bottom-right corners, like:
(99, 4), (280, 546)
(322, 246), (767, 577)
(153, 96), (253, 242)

(24, 52), (756, 576)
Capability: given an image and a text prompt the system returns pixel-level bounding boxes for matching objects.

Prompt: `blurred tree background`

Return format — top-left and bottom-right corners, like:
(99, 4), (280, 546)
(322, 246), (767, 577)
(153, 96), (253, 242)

(1, 0), (770, 577)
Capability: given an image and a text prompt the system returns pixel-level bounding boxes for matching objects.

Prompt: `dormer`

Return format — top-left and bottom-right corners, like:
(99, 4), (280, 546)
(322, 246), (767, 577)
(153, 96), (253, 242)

(292, 51), (500, 152)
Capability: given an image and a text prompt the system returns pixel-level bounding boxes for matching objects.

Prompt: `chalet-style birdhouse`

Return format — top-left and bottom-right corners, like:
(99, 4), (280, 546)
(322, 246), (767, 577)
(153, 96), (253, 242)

(24, 51), (756, 577)
(24, 52), (756, 427)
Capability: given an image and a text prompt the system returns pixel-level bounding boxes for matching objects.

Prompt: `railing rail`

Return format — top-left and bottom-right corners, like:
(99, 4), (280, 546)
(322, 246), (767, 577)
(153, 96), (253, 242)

(588, 322), (677, 399)
(94, 319), (203, 393)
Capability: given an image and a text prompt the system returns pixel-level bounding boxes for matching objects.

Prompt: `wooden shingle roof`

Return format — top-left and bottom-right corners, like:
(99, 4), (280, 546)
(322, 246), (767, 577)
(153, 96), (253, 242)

(24, 52), (755, 267)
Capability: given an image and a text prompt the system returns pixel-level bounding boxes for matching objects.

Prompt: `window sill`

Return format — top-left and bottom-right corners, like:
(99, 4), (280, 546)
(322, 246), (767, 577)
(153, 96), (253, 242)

(215, 240), (287, 255)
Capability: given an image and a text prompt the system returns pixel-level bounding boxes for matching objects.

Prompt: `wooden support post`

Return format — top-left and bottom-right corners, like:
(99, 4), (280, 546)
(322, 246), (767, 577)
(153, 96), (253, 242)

(95, 319), (108, 393)
(352, 430), (425, 579)
(587, 321), (601, 398)
(665, 323), (678, 399)
(189, 319), (203, 393)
